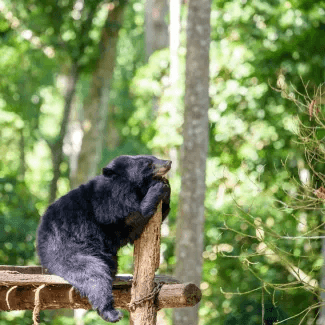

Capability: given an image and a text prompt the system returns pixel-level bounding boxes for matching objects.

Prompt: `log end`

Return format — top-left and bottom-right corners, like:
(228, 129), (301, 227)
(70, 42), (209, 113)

(183, 283), (202, 306)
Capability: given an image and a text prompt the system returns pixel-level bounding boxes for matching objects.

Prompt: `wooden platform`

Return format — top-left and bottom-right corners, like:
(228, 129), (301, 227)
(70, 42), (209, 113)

(0, 265), (201, 311)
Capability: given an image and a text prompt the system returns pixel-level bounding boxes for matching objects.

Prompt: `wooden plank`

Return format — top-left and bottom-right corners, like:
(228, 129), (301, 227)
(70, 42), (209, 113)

(0, 270), (179, 286)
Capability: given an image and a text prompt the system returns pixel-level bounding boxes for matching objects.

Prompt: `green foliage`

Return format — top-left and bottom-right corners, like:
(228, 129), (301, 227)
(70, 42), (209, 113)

(1, 0), (325, 323)
(0, 0), (145, 323)
(198, 0), (325, 323)
(0, 177), (39, 265)
(4, 0), (108, 66)
(0, 15), (55, 128)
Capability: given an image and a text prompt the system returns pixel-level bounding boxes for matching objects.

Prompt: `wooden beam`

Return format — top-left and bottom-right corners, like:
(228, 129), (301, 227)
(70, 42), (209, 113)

(0, 280), (201, 311)
(0, 266), (201, 311)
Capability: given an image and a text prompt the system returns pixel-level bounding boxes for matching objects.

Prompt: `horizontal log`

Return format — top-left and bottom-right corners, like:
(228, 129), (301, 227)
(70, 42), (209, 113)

(0, 282), (201, 311)
(0, 267), (201, 311)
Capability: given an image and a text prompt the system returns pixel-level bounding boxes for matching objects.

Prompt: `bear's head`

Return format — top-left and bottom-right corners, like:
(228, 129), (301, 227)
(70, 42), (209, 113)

(102, 155), (171, 188)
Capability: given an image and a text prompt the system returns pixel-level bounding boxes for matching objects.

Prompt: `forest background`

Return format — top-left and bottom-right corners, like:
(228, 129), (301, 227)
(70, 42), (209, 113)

(1, 0), (325, 324)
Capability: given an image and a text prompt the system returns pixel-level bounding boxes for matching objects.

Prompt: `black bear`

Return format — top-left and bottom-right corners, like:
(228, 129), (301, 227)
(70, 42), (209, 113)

(37, 155), (171, 323)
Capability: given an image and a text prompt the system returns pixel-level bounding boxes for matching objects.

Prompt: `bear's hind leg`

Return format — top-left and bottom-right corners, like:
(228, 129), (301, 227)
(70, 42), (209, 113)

(48, 253), (122, 323)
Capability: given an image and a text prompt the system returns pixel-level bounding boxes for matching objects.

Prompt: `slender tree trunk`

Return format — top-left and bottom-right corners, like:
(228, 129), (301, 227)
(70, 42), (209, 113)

(145, 0), (168, 61)
(168, 0), (181, 177)
(72, 3), (125, 188)
(169, 0), (180, 86)
(48, 63), (79, 204)
(173, 0), (211, 324)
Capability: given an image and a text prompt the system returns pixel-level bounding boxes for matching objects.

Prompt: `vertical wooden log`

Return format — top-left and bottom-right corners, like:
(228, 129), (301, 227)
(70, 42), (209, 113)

(130, 202), (162, 324)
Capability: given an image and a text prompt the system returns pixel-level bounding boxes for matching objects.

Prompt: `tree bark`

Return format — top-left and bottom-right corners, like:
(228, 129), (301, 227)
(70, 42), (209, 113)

(173, 0), (211, 324)
(72, 3), (125, 188)
(129, 202), (162, 324)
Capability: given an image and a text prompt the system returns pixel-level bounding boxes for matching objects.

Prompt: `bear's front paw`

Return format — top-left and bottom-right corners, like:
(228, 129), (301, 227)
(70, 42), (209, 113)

(151, 182), (169, 202)
(98, 309), (123, 323)
(140, 182), (170, 219)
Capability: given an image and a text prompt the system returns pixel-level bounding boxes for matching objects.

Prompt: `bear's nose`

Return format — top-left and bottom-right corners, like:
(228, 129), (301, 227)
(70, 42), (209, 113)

(165, 161), (172, 168)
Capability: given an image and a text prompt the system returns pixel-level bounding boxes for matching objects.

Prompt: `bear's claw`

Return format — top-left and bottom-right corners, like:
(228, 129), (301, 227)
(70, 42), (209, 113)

(98, 309), (123, 323)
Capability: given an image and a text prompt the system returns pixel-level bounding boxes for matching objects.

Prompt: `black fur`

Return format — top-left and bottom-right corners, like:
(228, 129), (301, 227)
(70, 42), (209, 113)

(37, 155), (171, 323)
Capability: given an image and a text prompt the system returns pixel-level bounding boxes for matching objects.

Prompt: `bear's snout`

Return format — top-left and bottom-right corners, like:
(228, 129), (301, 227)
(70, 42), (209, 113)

(154, 160), (172, 176)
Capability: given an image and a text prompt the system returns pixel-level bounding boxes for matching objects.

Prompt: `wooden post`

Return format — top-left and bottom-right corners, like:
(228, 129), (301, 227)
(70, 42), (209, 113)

(129, 201), (162, 324)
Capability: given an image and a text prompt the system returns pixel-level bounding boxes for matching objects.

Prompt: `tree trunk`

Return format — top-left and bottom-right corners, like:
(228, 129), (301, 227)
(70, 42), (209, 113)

(168, 0), (181, 177)
(129, 202), (162, 324)
(72, 3), (125, 188)
(48, 63), (79, 204)
(173, 0), (211, 324)
(145, 0), (169, 61)
(169, 0), (181, 86)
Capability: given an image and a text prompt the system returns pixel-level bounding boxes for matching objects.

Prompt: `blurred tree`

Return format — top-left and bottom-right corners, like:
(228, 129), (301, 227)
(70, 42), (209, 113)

(72, 2), (126, 188)
(167, 0), (181, 176)
(169, 0), (180, 87)
(173, 1), (211, 325)
(145, 0), (168, 61)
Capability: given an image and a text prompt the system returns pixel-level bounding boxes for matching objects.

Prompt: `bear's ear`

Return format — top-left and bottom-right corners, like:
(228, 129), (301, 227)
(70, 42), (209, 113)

(102, 167), (115, 177)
